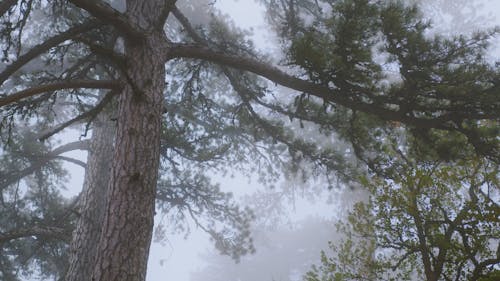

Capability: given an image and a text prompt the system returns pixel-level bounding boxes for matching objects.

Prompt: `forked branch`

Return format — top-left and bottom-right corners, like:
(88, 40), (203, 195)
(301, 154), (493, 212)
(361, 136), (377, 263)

(68, 0), (144, 42)
(38, 89), (118, 140)
(0, 21), (102, 86)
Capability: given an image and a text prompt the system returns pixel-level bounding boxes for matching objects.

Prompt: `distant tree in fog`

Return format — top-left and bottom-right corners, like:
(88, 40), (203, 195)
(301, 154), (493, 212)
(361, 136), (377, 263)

(305, 159), (499, 281)
(192, 217), (340, 281)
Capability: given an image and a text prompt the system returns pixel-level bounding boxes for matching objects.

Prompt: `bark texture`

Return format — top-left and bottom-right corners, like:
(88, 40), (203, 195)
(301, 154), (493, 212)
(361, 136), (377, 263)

(90, 1), (167, 280)
(65, 112), (115, 281)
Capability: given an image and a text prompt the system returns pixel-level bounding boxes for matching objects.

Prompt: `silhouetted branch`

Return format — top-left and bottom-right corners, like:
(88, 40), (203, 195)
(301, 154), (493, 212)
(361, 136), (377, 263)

(171, 6), (205, 43)
(0, 21), (101, 85)
(0, 140), (89, 189)
(54, 156), (87, 168)
(68, 0), (144, 42)
(38, 89), (118, 141)
(0, 79), (120, 107)
(157, 0), (178, 30)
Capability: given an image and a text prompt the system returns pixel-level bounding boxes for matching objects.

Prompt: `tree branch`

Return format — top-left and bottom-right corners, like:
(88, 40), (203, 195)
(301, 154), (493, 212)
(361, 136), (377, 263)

(68, 0), (144, 42)
(54, 156), (87, 168)
(75, 37), (127, 69)
(38, 89), (118, 141)
(0, 21), (101, 86)
(0, 140), (89, 190)
(0, 79), (121, 107)
(471, 256), (500, 281)
(171, 5), (205, 43)
(157, 0), (178, 31)
(0, 225), (72, 244)
(50, 139), (90, 155)
(167, 44), (456, 130)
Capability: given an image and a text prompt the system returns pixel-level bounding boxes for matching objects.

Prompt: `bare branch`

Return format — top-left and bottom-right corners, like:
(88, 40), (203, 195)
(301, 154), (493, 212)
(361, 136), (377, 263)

(51, 139), (90, 154)
(171, 6), (204, 43)
(0, 21), (101, 86)
(0, 79), (120, 107)
(54, 155), (87, 168)
(68, 0), (144, 42)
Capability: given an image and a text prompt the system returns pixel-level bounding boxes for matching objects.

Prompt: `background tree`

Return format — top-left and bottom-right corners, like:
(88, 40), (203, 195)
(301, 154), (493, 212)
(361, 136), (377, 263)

(305, 158), (499, 281)
(192, 216), (340, 281)
(0, 126), (77, 281)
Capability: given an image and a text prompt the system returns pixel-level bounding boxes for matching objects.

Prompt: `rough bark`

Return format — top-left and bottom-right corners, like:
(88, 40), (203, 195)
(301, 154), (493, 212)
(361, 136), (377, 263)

(65, 112), (115, 281)
(0, 0), (17, 17)
(89, 1), (167, 280)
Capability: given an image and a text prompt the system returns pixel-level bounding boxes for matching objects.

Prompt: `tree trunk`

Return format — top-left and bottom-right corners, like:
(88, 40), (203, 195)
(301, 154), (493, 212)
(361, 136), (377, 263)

(90, 2), (166, 280)
(65, 112), (115, 281)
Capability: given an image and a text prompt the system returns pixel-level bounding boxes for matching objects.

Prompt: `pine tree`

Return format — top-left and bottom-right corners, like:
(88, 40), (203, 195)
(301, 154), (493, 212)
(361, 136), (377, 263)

(1, 0), (498, 280)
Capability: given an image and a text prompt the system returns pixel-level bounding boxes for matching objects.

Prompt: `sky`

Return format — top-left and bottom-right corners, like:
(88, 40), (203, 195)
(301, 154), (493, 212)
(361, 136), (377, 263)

(51, 1), (500, 281)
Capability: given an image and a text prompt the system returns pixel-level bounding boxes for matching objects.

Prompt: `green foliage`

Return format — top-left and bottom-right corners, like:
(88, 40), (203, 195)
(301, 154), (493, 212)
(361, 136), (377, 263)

(265, 0), (500, 165)
(289, 0), (382, 86)
(0, 127), (73, 281)
(156, 170), (256, 261)
(305, 158), (500, 281)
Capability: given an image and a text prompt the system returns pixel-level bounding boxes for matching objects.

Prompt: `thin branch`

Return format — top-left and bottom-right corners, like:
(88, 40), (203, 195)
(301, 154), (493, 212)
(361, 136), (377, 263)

(0, 79), (120, 107)
(471, 257), (500, 281)
(38, 89), (118, 141)
(52, 139), (91, 154)
(0, 140), (89, 189)
(171, 6), (204, 43)
(0, 21), (101, 85)
(68, 0), (144, 42)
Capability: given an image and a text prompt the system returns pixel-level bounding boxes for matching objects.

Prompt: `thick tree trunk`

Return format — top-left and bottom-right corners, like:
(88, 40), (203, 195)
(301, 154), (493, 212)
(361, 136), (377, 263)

(90, 2), (166, 280)
(65, 112), (115, 281)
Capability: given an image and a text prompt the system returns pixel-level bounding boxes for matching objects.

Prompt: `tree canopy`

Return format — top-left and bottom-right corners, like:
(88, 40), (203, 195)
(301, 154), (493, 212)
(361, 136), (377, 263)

(305, 158), (499, 281)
